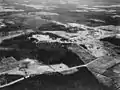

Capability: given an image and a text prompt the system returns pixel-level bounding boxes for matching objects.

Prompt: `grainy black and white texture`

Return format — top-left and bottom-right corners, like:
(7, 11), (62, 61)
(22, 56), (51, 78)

(0, 0), (120, 90)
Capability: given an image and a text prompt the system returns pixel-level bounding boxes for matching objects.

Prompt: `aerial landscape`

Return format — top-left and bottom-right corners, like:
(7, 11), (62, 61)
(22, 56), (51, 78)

(0, 0), (120, 90)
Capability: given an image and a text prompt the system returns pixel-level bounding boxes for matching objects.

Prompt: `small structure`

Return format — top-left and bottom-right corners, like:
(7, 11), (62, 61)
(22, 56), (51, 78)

(0, 57), (18, 73)
(0, 57), (17, 65)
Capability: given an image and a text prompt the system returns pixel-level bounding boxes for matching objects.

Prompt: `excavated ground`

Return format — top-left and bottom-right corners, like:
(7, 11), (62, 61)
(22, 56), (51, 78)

(1, 68), (112, 90)
(0, 33), (84, 67)
(101, 36), (120, 46)
(100, 36), (120, 55)
(0, 33), (113, 90)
